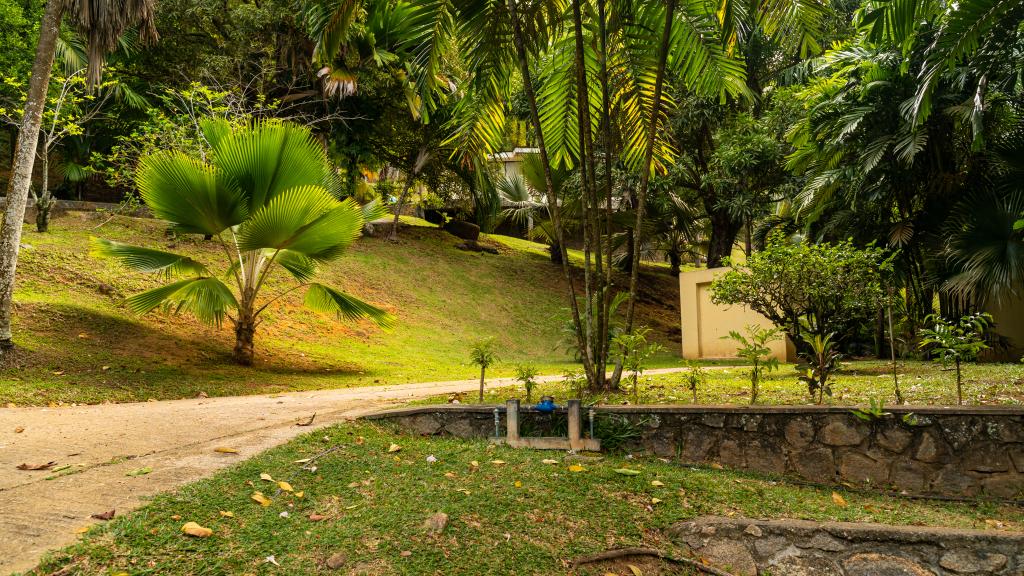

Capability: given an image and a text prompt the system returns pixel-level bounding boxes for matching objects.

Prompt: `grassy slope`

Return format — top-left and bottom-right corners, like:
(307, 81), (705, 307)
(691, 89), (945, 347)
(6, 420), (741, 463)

(25, 421), (1024, 576)
(0, 212), (683, 405)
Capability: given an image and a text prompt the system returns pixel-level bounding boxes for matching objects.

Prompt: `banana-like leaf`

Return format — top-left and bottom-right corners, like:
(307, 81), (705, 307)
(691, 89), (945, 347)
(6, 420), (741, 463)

(126, 277), (238, 326)
(304, 283), (394, 327)
(212, 121), (329, 213)
(91, 237), (209, 277)
(135, 152), (247, 236)
(236, 186), (364, 260)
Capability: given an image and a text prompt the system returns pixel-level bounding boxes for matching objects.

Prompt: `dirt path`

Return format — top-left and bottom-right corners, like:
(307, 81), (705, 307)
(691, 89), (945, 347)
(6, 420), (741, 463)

(0, 367), (691, 574)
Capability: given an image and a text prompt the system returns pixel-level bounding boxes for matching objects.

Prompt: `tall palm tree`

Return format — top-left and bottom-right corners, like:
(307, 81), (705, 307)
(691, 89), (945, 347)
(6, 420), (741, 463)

(0, 0), (158, 353)
(93, 120), (392, 365)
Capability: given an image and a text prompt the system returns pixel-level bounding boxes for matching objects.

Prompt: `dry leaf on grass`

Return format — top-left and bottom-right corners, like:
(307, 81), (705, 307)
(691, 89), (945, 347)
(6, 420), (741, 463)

(181, 522), (213, 538)
(214, 447), (240, 454)
(831, 492), (848, 508)
(650, 480), (664, 487)
(91, 510), (115, 520)
(260, 472), (274, 482)
(251, 492), (272, 507)
(14, 427), (24, 433)
(296, 413), (316, 427)
(308, 513), (327, 521)
(614, 468), (640, 476)
(387, 443), (402, 453)
(16, 461), (56, 471)
(219, 511), (234, 518)
(277, 481), (294, 492)
(568, 464), (585, 473)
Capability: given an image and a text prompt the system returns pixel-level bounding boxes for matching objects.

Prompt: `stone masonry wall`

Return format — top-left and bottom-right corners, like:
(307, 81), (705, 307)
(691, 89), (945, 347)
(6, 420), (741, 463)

(668, 516), (1024, 576)
(363, 405), (1024, 500)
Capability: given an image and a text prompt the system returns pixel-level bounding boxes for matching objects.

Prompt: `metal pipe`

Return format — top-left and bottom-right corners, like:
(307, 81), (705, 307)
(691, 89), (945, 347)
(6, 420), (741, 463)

(494, 407), (501, 437)
(588, 408), (595, 438)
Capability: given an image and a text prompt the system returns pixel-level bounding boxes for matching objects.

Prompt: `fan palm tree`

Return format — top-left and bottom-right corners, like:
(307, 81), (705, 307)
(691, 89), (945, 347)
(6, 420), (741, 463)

(0, 0), (158, 353)
(92, 120), (393, 365)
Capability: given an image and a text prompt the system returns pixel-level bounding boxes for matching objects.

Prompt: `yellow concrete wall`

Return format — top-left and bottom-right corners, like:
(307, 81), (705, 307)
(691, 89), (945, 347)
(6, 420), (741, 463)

(986, 296), (1024, 359)
(680, 267), (796, 362)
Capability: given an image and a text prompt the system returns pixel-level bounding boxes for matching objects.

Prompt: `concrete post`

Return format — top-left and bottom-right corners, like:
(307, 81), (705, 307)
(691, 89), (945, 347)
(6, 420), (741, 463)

(506, 399), (520, 443)
(568, 399), (583, 451)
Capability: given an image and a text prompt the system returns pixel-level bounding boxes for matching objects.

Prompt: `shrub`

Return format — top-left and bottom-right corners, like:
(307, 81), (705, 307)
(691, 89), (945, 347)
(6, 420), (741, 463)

(723, 325), (781, 404)
(919, 312), (992, 405)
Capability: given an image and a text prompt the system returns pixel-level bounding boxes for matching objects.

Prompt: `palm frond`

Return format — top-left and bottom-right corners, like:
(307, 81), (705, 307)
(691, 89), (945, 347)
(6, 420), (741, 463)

(91, 237), (210, 277)
(135, 152), (247, 236)
(125, 277), (238, 326)
(304, 283), (394, 327)
(236, 187), (365, 261)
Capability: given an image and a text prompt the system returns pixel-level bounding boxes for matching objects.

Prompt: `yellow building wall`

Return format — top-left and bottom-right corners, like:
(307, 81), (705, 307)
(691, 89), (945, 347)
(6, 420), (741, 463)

(987, 296), (1024, 359)
(680, 267), (797, 362)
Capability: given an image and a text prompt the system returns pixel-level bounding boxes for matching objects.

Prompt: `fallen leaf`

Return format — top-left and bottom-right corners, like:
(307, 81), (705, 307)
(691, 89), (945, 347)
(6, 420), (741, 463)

(295, 491), (304, 498)
(614, 468), (641, 476)
(710, 463), (724, 470)
(171, 514), (181, 521)
(265, 555), (279, 566)
(277, 481), (294, 492)
(260, 472), (274, 482)
(355, 436), (365, 445)
(831, 492), (848, 508)
(14, 427), (24, 433)
(296, 413), (316, 427)
(650, 480), (665, 487)
(651, 498), (662, 504)
(490, 460), (506, 465)
(16, 461), (56, 471)
(181, 522), (213, 538)
(293, 458), (312, 464)
(513, 481), (522, 488)
(568, 464), (585, 473)
(541, 459), (558, 465)
(74, 526), (89, 534)
(126, 467), (152, 477)
(308, 513), (327, 521)
(251, 491), (272, 507)
(326, 551), (347, 569)
(387, 443), (402, 453)
(444, 471), (458, 478)
(214, 447), (240, 454)
(400, 550), (412, 557)
(91, 509), (115, 520)
(219, 511), (234, 518)
(628, 564), (643, 576)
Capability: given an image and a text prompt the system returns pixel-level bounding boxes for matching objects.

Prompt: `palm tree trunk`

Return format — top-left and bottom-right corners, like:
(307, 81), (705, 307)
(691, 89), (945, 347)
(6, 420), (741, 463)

(478, 366), (486, 402)
(0, 0), (62, 351)
(623, 0), (676, 335)
(505, 0), (595, 385)
(389, 169), (416, 241)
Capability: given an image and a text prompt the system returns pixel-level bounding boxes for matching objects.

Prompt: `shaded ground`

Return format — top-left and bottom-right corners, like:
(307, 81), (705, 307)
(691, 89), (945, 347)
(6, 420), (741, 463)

(1, 213), (683, 406)
(22, 420), (1023, 576)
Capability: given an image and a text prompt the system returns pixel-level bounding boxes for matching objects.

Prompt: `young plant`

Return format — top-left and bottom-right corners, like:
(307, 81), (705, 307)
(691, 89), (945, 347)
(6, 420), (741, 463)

(797, 332), (842, 405)
(514, 364), (539, 402)
(918, 312), (992, 405)
(561, 369), (589, 404)
(723, 325), (781, 404)
(469, 338), (499, 402)
(683, 361), (707, 404)
(612, 327), (663, 404)
(92, 120), (392, 365)
(851, 397), (890, 422)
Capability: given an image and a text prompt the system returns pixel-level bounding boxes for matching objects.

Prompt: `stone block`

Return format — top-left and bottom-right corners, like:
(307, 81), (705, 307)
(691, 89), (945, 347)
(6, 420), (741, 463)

(719, 438), (746, 469)
(981, 474), (1023, 499)
(1011, 446), (1024, 473)
(769, 556), (843, 576)
(681, 429), (717, 462)
(962, 444), (1012, 472)
(785, 418), (815, 449)
(890, 460), (934, 493)
(701, 539), (757, 576)
(876, 425), (914, 453)
(939, 417), (983, 450)
(403, 414), (442, 436)
(932, 466), (979, 497)
(939, 550), (1008, 573)
(744, 439), (786, 475)
(914, 431), (947, 463)
(820, 417), (869, 446)
(793, 448), (836, 481)
(702, 413), (726, 428)
(842, 553), (936, 576)
(839, 452), (891, 485)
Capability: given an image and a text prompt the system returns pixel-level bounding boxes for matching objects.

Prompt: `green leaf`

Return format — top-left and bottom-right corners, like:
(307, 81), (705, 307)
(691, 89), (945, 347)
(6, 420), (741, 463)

(90, 237), (209, 277)
(212, 121), (329, 213)
(276, 250), (318, 283)
(135, 152), (247, 236)
(613, 468), (641, 476)
(304, 283), (393, 328)
(126, 277), (238, 326)
(236, 187), (364, 261)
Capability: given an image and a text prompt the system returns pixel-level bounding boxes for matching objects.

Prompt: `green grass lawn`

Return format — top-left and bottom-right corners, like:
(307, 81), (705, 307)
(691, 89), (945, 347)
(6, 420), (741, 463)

(428, 360), (1024, 407)
(0, 212), (683, 406)
(24, 421), (1024, 576)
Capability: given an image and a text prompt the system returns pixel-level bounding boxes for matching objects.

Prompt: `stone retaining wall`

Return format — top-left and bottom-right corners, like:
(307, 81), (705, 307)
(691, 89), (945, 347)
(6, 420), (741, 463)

(668, 516), (1024, 576)
(363, 404), (1024, 500)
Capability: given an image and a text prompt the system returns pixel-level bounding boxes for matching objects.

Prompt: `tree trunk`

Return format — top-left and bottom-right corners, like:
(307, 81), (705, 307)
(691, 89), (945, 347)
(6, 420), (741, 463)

(478, 366), (485, 403)
(389, 170), (416, 241)
(549, 242), (562, 264)
(706, 208), (743, 268)
(34, 146), (51, 233)
(668, 251), (681, 276)
(233, 314), (256, 366)
(0, 0), (62, 351)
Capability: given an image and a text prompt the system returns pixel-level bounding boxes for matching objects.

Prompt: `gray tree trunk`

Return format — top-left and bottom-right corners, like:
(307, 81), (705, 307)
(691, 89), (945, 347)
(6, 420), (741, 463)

(0, 0), (63, 350)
